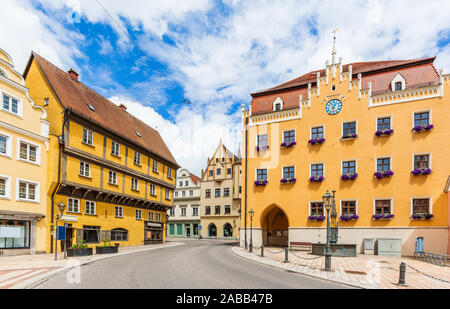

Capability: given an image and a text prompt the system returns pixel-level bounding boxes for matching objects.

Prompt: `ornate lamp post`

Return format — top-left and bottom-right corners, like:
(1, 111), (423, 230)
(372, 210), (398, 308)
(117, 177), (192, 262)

(54, 201), (66, 260)
(249, 208), (255, 252)
(322, 191), (332, 271)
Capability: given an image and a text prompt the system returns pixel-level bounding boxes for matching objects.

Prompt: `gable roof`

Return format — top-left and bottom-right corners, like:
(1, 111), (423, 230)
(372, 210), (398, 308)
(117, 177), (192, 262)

(190, 173), (201, 185)
(24, 52), (178, 168)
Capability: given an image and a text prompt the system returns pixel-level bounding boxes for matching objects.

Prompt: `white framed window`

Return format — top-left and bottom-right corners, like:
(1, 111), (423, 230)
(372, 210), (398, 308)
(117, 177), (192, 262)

(150, 184), (156, 196)
(192, 207), (199, 216)
(410, 197), (432, 215)
(412, 153), (432, 170)
(134, 152), (141, 165)
(0, 175), (12, 199)
(342, 120), (358, 138)
(85, 200), (96, 215)
(17, 139), (40, 165)
(82, 128), (94, 146)
(68, 198), (80, 213)
(108, 170), (117, 185)
(149, 211), (154, 221)
(165, 189), (170, 200)
(156, 213), (161, 222)
(131, 178), (139, 191)
(2, 92), (22, 116)
(181, 207), (186, 216)
(111, 141), (120, 156)
(16, 179), (39, 203)
(115, 206), (123, 218)
(167, 167), (172, 179)
(0, 131), (12, 158)
(340, 200), (358, 216)
(136, 209), (142, 220)
(79, 161), (90, 177)
(373, 198), (394, 215)
(152, 160), (158, 172)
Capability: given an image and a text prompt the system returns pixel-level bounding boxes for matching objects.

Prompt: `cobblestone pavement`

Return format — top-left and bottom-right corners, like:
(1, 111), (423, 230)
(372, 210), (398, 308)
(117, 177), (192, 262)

(233, 246), (450, 289)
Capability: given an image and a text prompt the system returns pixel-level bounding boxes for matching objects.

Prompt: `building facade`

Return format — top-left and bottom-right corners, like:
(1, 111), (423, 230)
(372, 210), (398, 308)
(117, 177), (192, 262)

(200, 140), (241, 239)
(167, 168), (201, 238)
(24, 52), (178, 253)
(241, 51), (450, 255)
(0, 48), (49, 255)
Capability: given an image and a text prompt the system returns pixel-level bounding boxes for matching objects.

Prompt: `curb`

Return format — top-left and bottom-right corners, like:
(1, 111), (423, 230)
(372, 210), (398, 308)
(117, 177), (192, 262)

(13, 242), (185, 289)
(231, 246), (379, 289)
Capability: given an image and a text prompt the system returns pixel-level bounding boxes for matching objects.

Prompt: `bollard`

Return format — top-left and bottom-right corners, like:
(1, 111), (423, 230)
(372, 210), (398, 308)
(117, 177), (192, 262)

(398, 262), (406, 286)
(261, 245), (264, 257)
(284, 246), (289, 263)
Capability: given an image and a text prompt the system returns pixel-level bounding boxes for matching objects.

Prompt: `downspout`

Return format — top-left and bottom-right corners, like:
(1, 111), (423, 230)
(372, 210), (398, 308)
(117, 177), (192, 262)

(50, 109), (69, 253)
(244, 116), (248, 249)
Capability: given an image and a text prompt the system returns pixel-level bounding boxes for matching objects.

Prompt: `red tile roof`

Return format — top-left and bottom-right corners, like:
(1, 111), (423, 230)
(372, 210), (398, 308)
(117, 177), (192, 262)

(189, 173), (201, 185)
(26, 52), (178, 168)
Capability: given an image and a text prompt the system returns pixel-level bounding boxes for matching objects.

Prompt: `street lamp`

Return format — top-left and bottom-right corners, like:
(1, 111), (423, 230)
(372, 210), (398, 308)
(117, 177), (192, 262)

(249, 208), (255, 253)
(322, 190), (332, 271)
(54, 201), (66, 260)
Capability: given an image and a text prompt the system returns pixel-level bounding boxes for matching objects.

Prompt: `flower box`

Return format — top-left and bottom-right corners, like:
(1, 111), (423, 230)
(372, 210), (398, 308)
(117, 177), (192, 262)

(66, 247), (93, 257)
(372, 213), (394, 220)
(339, 214), (359, 221)
(411, 168), (432, 176)
(410, 213), (434, 220)
(254, 180), (268, 186)
(342, 134), (358, 139)
(373, 170), (394, 179)
(281, 141), (297, 148)
(280, 178), (296, 184)
(412, 124), (433, 132)
(96, 245), (119, 254)
(308, 138), (325, 145)
(309, 176), (324, 182)
(255, 145), (269, 151)
(341, 173), (358, 180)
(308, 215), (325, 221)
(375, 129), (394, 136)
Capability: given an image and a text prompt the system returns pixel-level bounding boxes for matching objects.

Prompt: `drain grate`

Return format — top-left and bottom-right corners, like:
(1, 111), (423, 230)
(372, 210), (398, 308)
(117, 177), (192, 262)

(345, 270), (367, 275)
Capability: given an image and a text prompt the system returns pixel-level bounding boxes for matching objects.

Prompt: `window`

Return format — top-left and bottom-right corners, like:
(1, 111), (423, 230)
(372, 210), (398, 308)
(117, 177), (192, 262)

(182, 191), (186, 197)
(283, 166), (295, 179)
(131, 178), (139, 191)
(0, 69), (5, 77)
(111, 229), (128, 241)
(150, 184), (156, 196)
(205, 206), (211, 215)
(311, 126), (324, 139)
(275, 103), (282, 111)
(2, 93), (19, 115)
(181, 207), (186, 216)
(205, 189), (211, 198)
(377, 117), (391, 131)
(68, 198), (80, 213)
(82, 128), (93, 146)
(115, 206), (123, 218)
(156, 213), (161, 222)
(215, 205), (221, 215)
(332, 85), (336, 91)
(227, 168), (232, 175)
(283, 130), (295, 143)
(79, 161), (90, 177)
(0, 220), (30, 249)
(215, 188), (221, 197)
(111, 141), (120, 156)
(174, 191), (178, 197)
(225, 205), (231, 214)
(375, 200), (391, 214)
(190, 190), (193, 196)
(185, 180), (188, 186)
(341, 201), (356, 215)
(377, 158), (390, 172)
(134, 152), (141, 165)
(414, 112), (429, 126)
(165, 189), (170, 200)
(412, 199), (430, 214)
(82, 226), (100, 244)
(108, 171), (117, 185)
(85, 201), (96, 215)
(136, 209), (142, 220)
(152, 160), (158, 172)
(394, 82), (402, 91)
(209, 170), (213, 177)
(223, 188), (230, 197)
(343, 122), (356, 137)
(177, 224), (182, 235)
(216, 168), (221, 175)
(179, 181), (183, 187)
(310, 202), (324, 215)
(414, 155), (430, 169)
(311, 164), (323, 177)
(257, 134), (268, 147)
(167, 167), (172, 179)
(0, 133), (11, 156)
(0, 178), (5, 197)
(19, 141), (38, 163)
(149, 212), (154, 221)
(256, 169), (267, 181)
(17, 180), (38, 202)
(0, 176), (11, 199)
(193, 207), (199, 216)
(342, 161), (356, 175)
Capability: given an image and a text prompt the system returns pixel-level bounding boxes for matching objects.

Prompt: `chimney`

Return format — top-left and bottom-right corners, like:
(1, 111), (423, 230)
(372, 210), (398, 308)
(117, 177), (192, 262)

(68, 69), (79, 80)
(119, 104), (127, 112)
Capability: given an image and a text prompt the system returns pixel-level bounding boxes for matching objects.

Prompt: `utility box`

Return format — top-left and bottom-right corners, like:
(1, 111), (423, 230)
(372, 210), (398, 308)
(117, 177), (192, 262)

(376, 238), (402, 256)
(363, 238), (375, 255)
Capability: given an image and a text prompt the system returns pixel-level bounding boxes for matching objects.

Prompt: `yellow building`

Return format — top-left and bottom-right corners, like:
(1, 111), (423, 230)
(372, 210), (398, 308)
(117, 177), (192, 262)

(24, 52), (178, 253)
(241, 51), (450, 255)
(0, 48), (49, 255)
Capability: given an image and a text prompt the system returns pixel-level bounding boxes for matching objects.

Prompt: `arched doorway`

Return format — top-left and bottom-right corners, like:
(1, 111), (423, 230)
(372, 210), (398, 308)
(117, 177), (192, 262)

(208, 223), (217, 237)
(223, 223), (232, 237)
(261, 206), (289, 246)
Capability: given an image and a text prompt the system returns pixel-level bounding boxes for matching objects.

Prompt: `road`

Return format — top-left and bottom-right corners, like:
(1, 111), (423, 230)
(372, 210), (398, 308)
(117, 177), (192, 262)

(35, 239), (351, 289)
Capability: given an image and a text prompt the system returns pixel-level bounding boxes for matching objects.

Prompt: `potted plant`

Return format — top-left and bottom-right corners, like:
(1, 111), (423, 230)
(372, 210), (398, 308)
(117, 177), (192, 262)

(339, 214), (359, 221)
(411, 213), (434, 220)
(375, 129), (394, 136)
(309, 175), (324, 182)
(280, 178), (296, 184)
(308, 138), (325, 145)
(411, 168), (432, 175)
(342, 133), (358, 139)
(373, 170), (394, 179)
(255, 145), (269, 151)
(67, 238), (93, 257)
(412, 124), (433, 132)
(281, 141), (296, 148)
(254, 179), (268, 186)
(372, 213), (394, 220)
(96, 240), (119, 254)
(341, 173), (358, 180)
(308, 214), (325, 221)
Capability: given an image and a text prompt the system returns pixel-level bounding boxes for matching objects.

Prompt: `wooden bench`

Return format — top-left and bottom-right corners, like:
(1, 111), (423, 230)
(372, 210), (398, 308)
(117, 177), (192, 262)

(289, 241), (312, 251)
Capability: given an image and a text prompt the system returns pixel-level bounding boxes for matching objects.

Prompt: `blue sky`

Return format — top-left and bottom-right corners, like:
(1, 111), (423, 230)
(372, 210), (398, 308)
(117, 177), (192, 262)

(1, 0), (449, 175)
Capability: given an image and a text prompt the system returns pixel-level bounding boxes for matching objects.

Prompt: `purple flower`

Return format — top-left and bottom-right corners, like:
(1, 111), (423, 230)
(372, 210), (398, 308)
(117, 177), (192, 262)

(290, 178), (296, 183)
(350, 173), (358, 180)
(425, 214), (434, 219)
(280, 142), (287, 147)
(255, 146), (260, 151)
(411, 168), (421, 175)
(425, 124), (434, 130)
(383, 170), (394, 177)
(375, 130), (383, 136)
(373, 172), (383, 179)
(385, 129), (394, 135)
(411, 168), (432, 175)
(317, 138), (325, 143)
(413, 125), (423, 132)
(384, 214), (394, 219)
(341, 174), (350, 180)
(280, 178), (288, 183)
(308, 215), (325, 221)
(423, 168), (432, 175)
(340, 214), (359, 221)
(255, 180), (268, 186)
(308, 139), (317, 145)
(287, 141), (296, 147)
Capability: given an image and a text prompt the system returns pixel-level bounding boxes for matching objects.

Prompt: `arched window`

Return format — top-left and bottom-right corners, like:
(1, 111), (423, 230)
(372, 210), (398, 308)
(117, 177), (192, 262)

(223, 223), (233, 237)
(208, 223), (217, 237)
(111, 228), (128, 241)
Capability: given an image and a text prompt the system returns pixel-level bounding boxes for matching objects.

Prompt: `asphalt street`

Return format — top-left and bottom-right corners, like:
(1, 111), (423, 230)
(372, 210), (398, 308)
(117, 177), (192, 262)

(35, 239), (352, 289)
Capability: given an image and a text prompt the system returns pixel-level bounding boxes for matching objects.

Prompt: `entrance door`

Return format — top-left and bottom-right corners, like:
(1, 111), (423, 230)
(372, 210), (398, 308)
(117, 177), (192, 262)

(60, 226), (73, 251)
(186, 226), (191, 237)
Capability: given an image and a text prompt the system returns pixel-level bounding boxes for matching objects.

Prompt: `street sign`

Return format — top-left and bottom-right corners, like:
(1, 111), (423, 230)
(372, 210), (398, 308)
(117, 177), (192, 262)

(57, 226), (66, 240)
(60, 215), (78, 222)
(198, 225), (202, 231)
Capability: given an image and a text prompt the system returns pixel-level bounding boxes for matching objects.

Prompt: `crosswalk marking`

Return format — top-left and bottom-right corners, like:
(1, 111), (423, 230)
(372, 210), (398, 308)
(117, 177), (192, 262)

(0, 269), (33, 282)
(0, 269), (53, 289)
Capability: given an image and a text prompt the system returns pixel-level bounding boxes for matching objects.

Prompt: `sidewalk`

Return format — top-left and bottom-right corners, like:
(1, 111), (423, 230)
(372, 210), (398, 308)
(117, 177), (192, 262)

(0, 241), (184, 289)
(232, 246), (450, 289)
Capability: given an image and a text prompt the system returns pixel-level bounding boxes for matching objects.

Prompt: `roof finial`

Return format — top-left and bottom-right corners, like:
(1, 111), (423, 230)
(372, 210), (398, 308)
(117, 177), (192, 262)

(332, 28), (339, 65)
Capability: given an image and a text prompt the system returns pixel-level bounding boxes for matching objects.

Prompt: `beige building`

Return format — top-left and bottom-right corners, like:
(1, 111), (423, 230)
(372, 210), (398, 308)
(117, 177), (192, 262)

(200, 140), (241, 239)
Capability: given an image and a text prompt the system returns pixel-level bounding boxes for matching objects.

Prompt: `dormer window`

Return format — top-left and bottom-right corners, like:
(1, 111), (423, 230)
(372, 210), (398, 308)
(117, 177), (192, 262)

(275, 103), (281, 111)
(272, 97), (284, 112)
(391, 73), (406, 92)
(394, 82), (402, 91)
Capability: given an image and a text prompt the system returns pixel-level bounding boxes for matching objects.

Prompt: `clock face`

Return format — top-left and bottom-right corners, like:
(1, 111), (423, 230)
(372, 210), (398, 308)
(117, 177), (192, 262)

(325, 99), (343, 115)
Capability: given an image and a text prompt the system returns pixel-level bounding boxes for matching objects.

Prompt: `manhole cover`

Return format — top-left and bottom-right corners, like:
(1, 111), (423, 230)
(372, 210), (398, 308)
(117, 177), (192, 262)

(345, 270), (367, 275)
